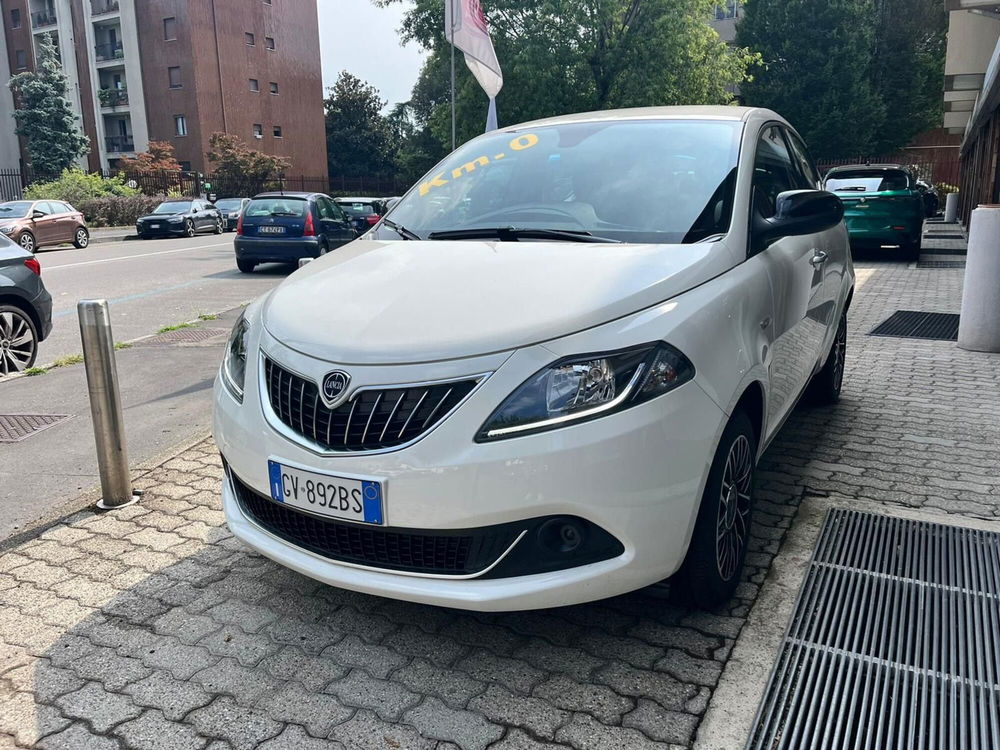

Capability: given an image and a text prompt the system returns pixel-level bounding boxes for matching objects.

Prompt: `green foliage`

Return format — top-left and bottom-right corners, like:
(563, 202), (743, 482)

(737, 0), (946, 158)
(24, 168), (139, 205)
(377, 0), (755, 167)
(326, 72), (396, 176)
(77, 195), (165, 227)
(8, 34), (89, 173)
(207, 133), (290, 182)
(158, 322), (194, 333)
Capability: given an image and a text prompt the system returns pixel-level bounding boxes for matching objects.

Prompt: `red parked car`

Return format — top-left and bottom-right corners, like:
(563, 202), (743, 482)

(0, 200), (90, 253)
(333, 197), (382, 234)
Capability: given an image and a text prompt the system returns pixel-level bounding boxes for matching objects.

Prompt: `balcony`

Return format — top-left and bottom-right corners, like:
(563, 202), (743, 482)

(31, 10), (57, 28)
(98, 88), (128, 108)
(91, 0), (120, 16)
(105, 135), (134, 153)
(94, 41), (124, 62)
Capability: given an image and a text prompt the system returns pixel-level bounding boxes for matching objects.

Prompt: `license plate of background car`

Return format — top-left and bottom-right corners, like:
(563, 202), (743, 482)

(267, 460), (383, 525)
(747, 508), (1000, 750)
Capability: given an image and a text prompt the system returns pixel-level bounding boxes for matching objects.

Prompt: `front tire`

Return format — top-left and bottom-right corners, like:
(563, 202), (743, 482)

(0, 304), (39, 376)
(807, 312), (847, 405)
(674, 410), (756, 609)
(236, 258), (256, 273)
(18, 232), (35, 253)
(73, 227), (90, 249)
(185, 220), (196, 238)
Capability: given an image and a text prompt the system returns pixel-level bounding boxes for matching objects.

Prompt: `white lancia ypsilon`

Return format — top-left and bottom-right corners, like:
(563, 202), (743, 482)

(214, 107), (854, 611)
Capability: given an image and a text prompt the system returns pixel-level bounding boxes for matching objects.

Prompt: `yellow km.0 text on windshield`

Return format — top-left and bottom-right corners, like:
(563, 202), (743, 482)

(419, 134), (540, 197)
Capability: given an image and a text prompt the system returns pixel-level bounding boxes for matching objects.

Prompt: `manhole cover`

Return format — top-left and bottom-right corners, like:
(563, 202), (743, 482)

(0, 414), (71, 442)
(917, 261), (967, 269)
(869, 310), (959, 341)
(135, 328), (228, 346)
(748, 509), (1000, 749)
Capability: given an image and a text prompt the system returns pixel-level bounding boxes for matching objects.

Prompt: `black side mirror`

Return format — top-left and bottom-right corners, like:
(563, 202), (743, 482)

(31, 210), (44, 220)
(754, 190), (843, 249)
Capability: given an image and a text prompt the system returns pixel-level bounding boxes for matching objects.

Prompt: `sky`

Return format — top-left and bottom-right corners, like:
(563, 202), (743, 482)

(318, 0), (427, 109)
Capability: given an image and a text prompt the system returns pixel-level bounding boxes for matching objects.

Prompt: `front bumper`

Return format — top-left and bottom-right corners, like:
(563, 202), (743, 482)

(235, 236), (321, 264)
(213, 334), (727, 611)
(137, 222), (187, 237)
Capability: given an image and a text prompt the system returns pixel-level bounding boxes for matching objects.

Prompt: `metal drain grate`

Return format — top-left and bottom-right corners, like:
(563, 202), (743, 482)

(134, 328), (228, 346)
(924, 233), (965, 240)
(869, 310), (960, 341)
(917, 260), (967, 269)
(0, 414), (71, 442)
(918, 247), (966, 256)
(748, 509), (1000, 750)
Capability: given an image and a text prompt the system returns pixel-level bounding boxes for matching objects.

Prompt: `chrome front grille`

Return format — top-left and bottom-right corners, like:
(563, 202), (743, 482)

(263, 357), (479, 452)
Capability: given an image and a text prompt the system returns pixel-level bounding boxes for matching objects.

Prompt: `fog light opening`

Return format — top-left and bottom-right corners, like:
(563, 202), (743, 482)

(538, 518), (587, 554)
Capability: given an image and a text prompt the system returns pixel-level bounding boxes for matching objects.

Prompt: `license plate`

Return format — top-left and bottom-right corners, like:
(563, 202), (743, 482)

(267, 460), (384, 525)
(150, 223), (161, 228)
(258, 226), (286, 234)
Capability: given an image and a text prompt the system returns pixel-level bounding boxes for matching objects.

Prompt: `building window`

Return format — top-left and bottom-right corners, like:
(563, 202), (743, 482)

(265, 36), (275, 50)
(245, 32), (255, 46)
(168, 66), (181, 88)
(715, 1), (737, 20)
(253, 124), (263, 139)
(174, 115), (187, 136)
(163, 17), (176, 40)
(273, 126), (282, 138)
(10, 9), (21, 29)
(269, 81), (278, 94)
(249, 78), (259, 92)
(15, 50), (26, 70)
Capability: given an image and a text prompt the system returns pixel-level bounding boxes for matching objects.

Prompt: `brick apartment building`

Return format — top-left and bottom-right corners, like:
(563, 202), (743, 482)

(0, 0), (327, 174)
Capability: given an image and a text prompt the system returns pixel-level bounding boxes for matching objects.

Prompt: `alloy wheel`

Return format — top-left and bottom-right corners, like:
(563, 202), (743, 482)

(185, 220), (195, 237)
(0, 309), (36, 376)
(19, 233), (34, 252)
(715, 434), (753, 581)
(76, 229), (89, 248)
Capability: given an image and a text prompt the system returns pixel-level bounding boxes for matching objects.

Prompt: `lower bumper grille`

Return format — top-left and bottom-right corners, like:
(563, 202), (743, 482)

(228, 470), (518, 575)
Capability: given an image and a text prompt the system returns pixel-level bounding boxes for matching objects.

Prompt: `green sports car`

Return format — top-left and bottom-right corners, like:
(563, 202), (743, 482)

(824, 164), (925, 259)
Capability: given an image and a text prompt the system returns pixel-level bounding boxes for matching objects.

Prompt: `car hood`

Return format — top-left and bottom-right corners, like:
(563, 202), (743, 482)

(262, 239), (734, 365)
(137, 213), (183, 221)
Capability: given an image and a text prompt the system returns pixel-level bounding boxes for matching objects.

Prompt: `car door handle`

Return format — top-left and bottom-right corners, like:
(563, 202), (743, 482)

(760, 317), (771, 330)
(810, 251), (829, 267)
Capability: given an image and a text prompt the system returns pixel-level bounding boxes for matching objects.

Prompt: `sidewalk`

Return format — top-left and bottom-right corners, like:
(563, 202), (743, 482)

(2, 237), (998, 749)
(90, 227), (138, 244)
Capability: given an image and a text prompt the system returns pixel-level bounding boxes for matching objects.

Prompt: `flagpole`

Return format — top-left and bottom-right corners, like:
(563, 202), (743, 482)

(450, 0), (456, 152)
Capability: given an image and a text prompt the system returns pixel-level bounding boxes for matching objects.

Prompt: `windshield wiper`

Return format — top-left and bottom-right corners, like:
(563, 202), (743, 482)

(381, 219), (420, 240)
(427, 227), (620, 243)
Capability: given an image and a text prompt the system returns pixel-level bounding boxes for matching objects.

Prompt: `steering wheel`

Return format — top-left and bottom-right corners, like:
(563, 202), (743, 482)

(469, 203), (588, 227)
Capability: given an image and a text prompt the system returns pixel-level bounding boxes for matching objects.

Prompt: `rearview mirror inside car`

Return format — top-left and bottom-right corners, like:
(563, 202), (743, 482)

(754, 190), (843, 250)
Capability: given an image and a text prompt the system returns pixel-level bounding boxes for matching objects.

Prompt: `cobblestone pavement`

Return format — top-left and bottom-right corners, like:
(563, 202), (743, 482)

(2, 254), (998, 749)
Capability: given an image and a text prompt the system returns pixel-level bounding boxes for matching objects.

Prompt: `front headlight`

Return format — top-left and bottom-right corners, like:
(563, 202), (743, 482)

(477, 342), (694, 441)
(168, 216), (184, 223)
(222, 313), (249, 401)
(0, 226), (13, 234)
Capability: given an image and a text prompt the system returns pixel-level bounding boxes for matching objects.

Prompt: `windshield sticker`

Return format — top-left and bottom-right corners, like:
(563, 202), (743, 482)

(418, 133), (540, 197)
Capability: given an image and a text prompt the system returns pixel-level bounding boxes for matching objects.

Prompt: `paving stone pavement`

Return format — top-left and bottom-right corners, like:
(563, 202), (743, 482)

(2, 251), (998, 749)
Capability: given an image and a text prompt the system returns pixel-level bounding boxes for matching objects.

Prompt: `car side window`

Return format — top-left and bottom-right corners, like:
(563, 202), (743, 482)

(785, 131), (821, 189)
(316, 198), (334, 220)
(34, 202), (52, 216)
(752, 125), (798, 219)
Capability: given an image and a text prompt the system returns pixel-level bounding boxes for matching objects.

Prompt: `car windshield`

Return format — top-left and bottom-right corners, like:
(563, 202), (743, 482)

(826, 169), (910, 193)
(153, 201), (192, 214)
(0, 202), (33, 218)
(385, 119), (743, 244)
(245, 198), (307, 218)
(215, 199), (244, 210)
(338, 202), (377, 216)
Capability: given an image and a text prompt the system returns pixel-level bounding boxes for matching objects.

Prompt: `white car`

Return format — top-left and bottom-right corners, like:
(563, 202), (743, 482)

(214, 106), (854, 612)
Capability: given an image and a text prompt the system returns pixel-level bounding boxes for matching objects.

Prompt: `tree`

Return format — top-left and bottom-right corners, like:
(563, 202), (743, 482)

(325, 72), (397, 177)
(376, 0), (756, 150)
(206, 133), (291, 195)
(118, 141), (182, 173)
(737, 0), (946, 158)
(8, 33), (89, 173)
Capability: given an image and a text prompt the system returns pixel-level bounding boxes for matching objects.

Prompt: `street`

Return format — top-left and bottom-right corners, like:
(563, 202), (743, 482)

(32, 233), (288, 365)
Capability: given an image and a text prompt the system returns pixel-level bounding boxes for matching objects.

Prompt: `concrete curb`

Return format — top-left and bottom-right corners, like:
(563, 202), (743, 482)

(90, 232), (139, 244)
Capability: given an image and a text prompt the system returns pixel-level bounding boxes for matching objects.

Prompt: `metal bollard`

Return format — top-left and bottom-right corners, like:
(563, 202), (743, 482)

(78, 300), (139, 509)
(944, 192), (960, 223)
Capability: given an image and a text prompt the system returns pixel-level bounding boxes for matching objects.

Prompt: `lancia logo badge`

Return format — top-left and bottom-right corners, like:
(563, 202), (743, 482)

(321, 370), (351, 406)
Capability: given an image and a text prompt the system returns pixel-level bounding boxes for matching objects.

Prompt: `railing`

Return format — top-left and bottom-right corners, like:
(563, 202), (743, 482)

(105, 136), (134, 153)
(98, 89), (128, 108)
(91, 0), (120, 15)
(94, 42), (124, 62)
(31, 10), (57, 27)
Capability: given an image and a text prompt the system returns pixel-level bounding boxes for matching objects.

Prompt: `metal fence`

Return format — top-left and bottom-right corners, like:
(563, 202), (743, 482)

(0, 168), (409, 202)
(816, 153), (961, 187)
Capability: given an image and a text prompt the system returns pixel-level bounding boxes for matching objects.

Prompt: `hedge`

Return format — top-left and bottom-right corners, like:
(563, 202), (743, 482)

(78, 195), (167, 227)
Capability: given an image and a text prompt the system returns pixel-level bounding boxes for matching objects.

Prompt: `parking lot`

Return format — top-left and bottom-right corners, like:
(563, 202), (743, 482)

(3, 242), (996, 749)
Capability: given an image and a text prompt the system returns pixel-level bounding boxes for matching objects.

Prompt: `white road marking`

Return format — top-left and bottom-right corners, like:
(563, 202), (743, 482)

(43, 241), (232, 270)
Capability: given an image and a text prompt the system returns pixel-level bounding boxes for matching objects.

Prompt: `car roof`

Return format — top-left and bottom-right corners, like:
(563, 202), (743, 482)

(335, 196), (378, 202)
(826, 164), (908, 172)
(253, 191), (317, 199)
(499, 106), (787, 131)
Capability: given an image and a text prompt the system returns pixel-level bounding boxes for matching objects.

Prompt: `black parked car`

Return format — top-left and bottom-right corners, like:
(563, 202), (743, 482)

(333, 197), (383, 234)
(234, 192), (358, 273)
(136, 199), (224, 238)
(214, 197), (251, 231)
(0, 236), (52, 376)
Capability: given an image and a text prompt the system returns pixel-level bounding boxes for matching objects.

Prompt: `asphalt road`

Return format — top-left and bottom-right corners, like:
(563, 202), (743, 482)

(33, 231), (290, 364)
(1, 233), (294, 537)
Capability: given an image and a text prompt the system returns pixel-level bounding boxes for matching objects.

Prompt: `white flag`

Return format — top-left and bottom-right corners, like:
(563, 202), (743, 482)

(445, 0), (503, 130)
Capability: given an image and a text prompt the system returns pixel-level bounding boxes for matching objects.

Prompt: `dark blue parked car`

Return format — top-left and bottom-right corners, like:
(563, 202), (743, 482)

(0, 236), (52, 376)
(234, 193), (357, 273)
